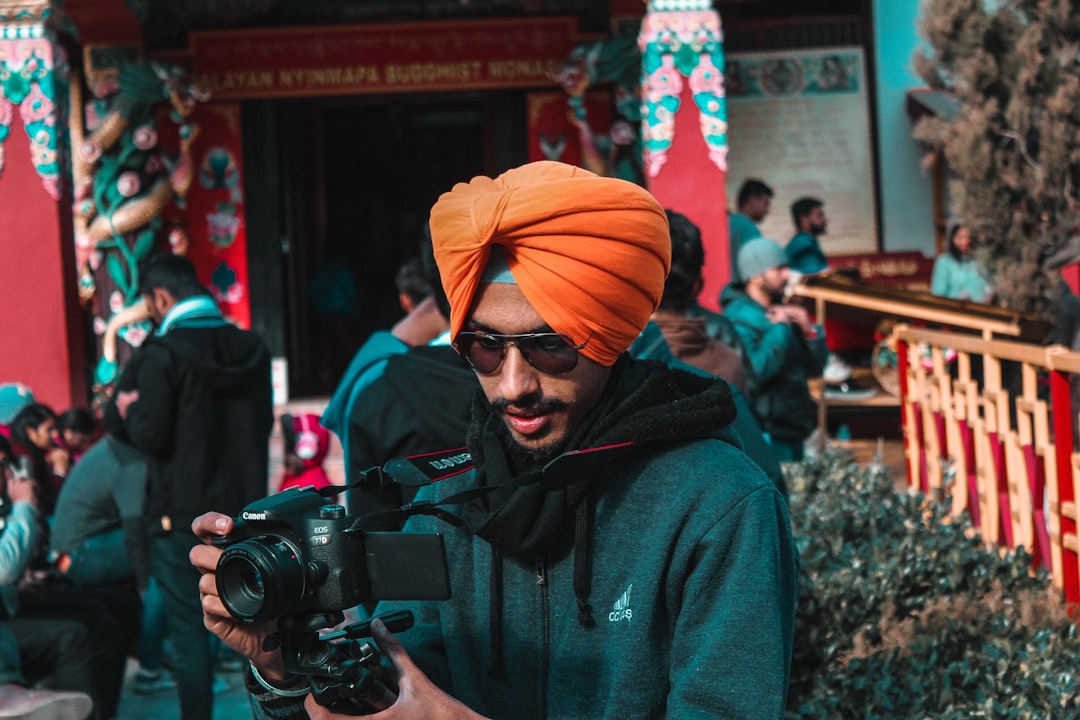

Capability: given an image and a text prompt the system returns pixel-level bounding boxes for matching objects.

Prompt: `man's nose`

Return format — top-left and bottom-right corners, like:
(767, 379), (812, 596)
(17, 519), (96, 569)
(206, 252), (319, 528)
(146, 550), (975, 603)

(498, 344), (541, 402)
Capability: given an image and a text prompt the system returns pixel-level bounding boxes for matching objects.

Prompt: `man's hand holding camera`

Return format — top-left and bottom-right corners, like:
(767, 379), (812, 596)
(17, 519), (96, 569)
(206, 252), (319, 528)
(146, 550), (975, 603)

(191, 511), (487, 719)
(191, 513), (286, 677)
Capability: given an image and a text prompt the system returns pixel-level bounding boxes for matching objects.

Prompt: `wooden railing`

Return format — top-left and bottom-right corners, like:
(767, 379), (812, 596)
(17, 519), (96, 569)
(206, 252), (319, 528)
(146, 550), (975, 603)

(895, 324), (1080, 602)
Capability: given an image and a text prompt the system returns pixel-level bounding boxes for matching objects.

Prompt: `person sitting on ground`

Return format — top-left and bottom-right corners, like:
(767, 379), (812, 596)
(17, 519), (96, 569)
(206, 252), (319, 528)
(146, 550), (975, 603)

(0, 434), (130, 720)
(722, 237), (829, 462)
(0, 619), (92, 720)
(193, 160), (798, 720)
(56, 407), (97, 465)
(48, 433), (148, 590)
(8, 404), (69, 517)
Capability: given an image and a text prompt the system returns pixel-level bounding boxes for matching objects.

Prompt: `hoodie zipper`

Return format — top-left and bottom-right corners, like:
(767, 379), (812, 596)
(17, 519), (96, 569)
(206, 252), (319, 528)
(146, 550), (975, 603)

(536, 555), (550, 719)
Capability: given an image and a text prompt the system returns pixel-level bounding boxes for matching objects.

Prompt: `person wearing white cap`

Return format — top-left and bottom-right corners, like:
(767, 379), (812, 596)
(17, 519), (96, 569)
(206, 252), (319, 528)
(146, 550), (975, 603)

(721, 237), (829, 461)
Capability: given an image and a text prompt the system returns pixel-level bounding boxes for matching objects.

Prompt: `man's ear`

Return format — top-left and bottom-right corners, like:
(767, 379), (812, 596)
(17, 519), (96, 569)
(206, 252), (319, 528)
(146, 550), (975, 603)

(148, 288), (176, 314)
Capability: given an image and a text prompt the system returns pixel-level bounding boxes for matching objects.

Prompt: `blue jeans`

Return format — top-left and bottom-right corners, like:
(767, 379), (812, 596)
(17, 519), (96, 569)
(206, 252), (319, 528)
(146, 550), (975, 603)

(138, 578), (167, 670)
(152, 532), (213, 720)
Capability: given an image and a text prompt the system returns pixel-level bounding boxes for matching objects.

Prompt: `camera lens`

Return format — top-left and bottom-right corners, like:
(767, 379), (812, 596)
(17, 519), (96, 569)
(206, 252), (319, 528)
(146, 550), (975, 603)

(217, 536), (306, 622)
(237, 564), (264, 597)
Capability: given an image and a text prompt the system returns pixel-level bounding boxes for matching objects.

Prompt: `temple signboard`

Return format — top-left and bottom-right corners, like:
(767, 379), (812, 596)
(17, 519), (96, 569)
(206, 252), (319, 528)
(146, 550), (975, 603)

(189, 17), (591, 99)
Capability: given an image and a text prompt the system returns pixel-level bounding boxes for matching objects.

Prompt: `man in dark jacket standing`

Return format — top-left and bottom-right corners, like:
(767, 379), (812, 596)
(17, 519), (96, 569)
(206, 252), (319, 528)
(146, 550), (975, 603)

(106, 254), (272, 720)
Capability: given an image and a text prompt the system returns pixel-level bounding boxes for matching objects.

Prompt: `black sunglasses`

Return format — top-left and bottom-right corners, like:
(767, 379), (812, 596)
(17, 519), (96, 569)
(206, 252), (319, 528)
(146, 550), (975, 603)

(453, 332), (587, 375)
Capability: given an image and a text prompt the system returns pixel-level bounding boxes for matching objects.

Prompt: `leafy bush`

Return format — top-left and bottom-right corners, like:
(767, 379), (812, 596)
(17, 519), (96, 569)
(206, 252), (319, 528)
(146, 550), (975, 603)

(786, 453), (1080, 718)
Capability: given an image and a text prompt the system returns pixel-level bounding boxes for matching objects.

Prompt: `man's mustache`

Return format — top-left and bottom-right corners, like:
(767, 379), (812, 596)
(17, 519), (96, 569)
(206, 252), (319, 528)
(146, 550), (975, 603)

(491, 395), (569, 414)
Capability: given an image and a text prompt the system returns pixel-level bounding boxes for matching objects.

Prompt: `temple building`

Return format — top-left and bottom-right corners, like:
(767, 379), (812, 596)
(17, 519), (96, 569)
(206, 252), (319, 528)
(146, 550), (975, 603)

(1, 0), (954, 408)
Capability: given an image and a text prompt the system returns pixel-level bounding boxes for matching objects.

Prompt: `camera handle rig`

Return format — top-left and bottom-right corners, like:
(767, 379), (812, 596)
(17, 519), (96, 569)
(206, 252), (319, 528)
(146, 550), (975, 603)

(263, 609), (415, 715)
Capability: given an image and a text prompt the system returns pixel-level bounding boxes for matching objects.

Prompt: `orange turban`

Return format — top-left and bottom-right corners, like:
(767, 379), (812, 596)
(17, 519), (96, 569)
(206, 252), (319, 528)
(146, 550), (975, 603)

(429, 161), (671, 367)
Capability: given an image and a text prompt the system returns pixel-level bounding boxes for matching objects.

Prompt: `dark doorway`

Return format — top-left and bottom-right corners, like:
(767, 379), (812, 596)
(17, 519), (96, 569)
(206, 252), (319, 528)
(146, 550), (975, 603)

(271, 95), (493, 397)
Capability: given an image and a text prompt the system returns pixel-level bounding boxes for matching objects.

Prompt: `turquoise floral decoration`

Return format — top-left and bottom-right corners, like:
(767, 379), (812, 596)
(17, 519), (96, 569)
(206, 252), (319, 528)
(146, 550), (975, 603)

(639, 8), (728, 177)
(0, 33), (63, 199)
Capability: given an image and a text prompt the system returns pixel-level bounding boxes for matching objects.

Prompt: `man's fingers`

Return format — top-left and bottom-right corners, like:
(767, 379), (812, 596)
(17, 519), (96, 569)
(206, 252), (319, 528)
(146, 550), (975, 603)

(190, 543), (222, 572)
(303, 694), (337, 719)
(196, 568), (220, 597)
(371, 618), (412, 674)
(192, 511), (233, 541)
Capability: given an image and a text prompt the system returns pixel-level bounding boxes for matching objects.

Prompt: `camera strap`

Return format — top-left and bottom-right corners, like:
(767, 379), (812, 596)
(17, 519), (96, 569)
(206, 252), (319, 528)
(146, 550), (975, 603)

(352, 441), (642, 533)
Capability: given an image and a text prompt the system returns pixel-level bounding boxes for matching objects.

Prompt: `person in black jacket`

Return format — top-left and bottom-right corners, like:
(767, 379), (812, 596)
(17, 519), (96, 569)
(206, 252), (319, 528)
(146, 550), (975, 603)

(104, 254), (273, 720)
(345, 234), (478, 532)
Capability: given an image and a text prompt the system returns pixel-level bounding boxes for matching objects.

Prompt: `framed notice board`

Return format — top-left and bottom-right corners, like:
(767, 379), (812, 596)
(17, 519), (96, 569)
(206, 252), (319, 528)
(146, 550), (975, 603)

(725, 47), (878, 254)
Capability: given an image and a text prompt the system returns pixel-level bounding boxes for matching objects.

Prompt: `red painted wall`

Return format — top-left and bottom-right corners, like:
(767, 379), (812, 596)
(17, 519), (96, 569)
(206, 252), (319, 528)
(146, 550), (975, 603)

(0, 114), (87, 412)
(1065, 264), (1079, 296)
(645, 83), (729, 313)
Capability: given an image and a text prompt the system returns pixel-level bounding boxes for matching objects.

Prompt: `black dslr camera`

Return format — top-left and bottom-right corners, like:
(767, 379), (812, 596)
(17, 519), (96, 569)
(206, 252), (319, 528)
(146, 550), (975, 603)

(213, 483), (452, 714)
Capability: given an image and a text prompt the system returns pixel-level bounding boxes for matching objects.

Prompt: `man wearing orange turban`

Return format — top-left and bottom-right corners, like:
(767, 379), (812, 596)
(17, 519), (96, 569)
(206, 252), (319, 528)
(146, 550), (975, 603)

(430, 160), (671, 366)
(192, 161), (798, 720)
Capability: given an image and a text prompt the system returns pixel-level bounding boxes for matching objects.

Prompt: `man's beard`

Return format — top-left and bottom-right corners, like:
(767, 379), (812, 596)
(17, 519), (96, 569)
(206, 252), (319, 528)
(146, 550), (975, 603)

(491, 395), (571, 471)
(507, 435), (565, 472)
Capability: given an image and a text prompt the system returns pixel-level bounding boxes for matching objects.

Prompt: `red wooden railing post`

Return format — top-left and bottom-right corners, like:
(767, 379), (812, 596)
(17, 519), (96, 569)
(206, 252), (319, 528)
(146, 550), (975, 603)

(898, 338), (914, 489)
(1050, 369), (1078, 605)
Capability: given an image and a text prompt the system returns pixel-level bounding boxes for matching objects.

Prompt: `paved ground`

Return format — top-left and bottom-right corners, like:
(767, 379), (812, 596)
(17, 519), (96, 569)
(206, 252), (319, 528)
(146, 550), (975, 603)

(115, 658), (254, 720)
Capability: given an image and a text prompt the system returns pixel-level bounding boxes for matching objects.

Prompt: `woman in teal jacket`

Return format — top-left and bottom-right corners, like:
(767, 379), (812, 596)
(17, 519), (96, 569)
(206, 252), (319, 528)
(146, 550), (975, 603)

(930, 223), (991, 302)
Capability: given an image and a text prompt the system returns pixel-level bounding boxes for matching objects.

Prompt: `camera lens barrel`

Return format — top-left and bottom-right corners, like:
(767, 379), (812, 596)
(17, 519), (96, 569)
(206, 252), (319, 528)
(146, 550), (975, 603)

(217, 536), (307, 623)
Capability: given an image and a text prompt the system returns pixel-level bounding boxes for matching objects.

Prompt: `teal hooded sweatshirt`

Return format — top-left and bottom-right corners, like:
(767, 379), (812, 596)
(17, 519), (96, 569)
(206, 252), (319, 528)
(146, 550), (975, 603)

(249, 358), (798, 719)
(382, 358), (798, 719)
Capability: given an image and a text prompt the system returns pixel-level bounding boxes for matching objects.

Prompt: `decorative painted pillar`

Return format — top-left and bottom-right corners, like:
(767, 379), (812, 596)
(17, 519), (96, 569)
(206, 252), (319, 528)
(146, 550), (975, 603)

(69, 56), (208, 410)
(639, 0), (729, 312)
(0, 0), (63, 197)
(0, 0), (87, 411)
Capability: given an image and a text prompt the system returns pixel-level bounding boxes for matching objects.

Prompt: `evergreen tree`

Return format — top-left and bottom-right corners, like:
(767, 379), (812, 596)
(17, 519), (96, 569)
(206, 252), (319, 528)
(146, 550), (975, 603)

(913, 0), (1080, 317)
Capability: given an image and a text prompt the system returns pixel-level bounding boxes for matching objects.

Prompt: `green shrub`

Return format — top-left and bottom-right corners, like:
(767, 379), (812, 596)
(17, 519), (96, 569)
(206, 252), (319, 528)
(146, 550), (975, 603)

(786, 453), (1080, 718)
